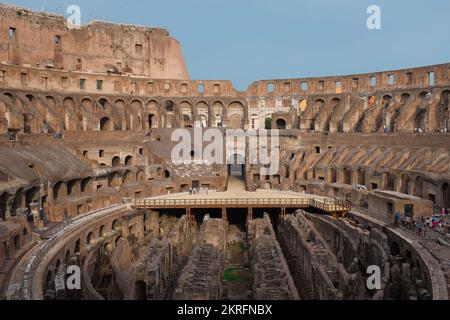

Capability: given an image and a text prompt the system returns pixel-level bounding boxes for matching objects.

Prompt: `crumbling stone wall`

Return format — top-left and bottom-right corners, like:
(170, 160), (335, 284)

(172, 216), (226, 300)
(278, 211), (351, 300)
(247, 214), (299, 300)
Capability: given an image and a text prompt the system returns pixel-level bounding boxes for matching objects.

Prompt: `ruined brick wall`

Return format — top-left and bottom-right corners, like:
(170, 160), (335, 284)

(0, 4), (188, 79)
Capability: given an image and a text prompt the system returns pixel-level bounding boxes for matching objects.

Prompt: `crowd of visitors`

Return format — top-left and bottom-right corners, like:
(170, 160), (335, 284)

(396, 208), (450, 239)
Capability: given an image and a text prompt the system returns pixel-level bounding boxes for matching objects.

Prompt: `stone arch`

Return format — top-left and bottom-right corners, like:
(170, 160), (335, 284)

(100, 117), (112, 131)
(123, 170), (133, 184)
(112, 156), (121, 167)
(109, 172), (121, 187)
(81, 97), (95, 113)
(99, 225), (105, 238)
(442, 183), (450, 208)
(164, 100), (175, 112)
(80, 177), (91, 193)
(74, 239), (81, 254)
(125, 155), (133, 166)
(439, 90), (450, 131)
(53, 182), (64, 200)
(212, 101), (224, 127)
(145, 100), (160, 129)
(134, 281), (147, 300)
(112, 219), (120, 231)
(136, 170), (145, 182)
(276, 118), (287, 129)
(98, 97), (111, 111)
(86, 231), (94, 245)
(196, 101), (209, 127)
(227, 101), (245, 129)
(179, 101), (193, 127)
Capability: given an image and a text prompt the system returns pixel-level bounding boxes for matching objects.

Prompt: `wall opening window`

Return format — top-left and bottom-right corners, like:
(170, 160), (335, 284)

(352, 78), (359, 89)
(99, 150), (104, 157)
(164, 83), (170, 92)
(318, 81), (325, 90)
(96, 80), (103, 91)
(315, 146), (321, 154)
(79, 78), (86, 90)
(301, 81), (308, 91)
(406, 72), (413, 84)
(335, 81), (342, 93)
(428, 72), (435, 86)
(267, 83), (274, 93)
(388, 74), (396, 85)
(135, 44), (143, 55)
(8, 27), (16, 39)
(21, 73), (28, 86)
(181, 83), (187, 93)
(213, 84), (220, 94)
(61, 77), (69, 89)
(0, 71), (5, 83)
(284, 82), (291, 92)
(370, 76), (377, 87)
(54, 35), (61, 45)
(197, 83), (204, 94)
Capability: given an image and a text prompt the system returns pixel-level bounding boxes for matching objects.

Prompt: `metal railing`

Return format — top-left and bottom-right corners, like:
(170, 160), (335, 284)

(22, 204), (128, 300)
(132, 196), (351, 212)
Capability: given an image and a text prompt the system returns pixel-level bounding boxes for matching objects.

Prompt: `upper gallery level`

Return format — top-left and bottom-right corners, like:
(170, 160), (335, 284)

(0, 3), (189, 79)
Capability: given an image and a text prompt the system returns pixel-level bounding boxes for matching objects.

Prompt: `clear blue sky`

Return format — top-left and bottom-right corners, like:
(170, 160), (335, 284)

(4, 0), (450, 90)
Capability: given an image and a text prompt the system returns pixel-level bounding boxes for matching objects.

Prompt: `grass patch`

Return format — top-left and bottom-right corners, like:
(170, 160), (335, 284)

(223, 268), (251, 284)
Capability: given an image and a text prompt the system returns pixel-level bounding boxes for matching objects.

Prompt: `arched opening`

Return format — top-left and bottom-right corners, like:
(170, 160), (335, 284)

(390, 241), (401, 256)
(53, 182), (63, 200)
(148, 114), (155, 129)
(123, 170), (133, 184)
(99, 225), (105, 238)
(125, 156), (133, 166)
(134, 281), (147, 300)
(164, 170), (171, 179)
(86, 231), (94, 245)
(0, 193), (7, 221)
(112, 156), (121, 167)
(136, 170), (145, 182)
(80, 178), (91, 193)
(112, 220), (120, 231)
(442, 183), (450, 208)
(276, 118), (287, 130)
(415, 109), (426, 131)
(74, 239), (81, 254)
(164, 101), (174, 112)
(265, 116), (272, 130)
(64, 250), (71, 264)
(100, 117), (111, 131)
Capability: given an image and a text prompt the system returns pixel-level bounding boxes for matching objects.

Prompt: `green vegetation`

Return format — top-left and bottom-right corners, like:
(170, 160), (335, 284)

(265, 117), (272, 130)
(223, 268), (251, 284)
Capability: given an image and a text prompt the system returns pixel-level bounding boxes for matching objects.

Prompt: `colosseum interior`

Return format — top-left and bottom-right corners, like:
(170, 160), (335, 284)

(0, 3), (450, 302)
